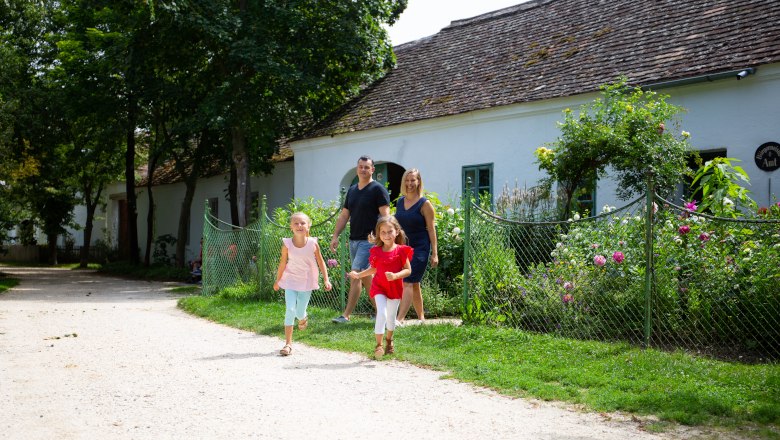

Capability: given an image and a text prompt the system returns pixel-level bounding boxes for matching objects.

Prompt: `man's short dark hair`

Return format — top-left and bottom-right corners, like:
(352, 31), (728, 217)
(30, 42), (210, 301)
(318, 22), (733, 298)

(358, 155), (374, 166)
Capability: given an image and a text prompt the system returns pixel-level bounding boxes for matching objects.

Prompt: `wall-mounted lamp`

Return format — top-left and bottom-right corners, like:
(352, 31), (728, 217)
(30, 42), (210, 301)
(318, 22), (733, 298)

(736, 68), (755, 80)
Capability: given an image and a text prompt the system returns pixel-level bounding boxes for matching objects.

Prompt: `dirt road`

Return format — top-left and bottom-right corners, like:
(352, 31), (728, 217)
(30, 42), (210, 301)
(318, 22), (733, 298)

(1, 266), (671, 439)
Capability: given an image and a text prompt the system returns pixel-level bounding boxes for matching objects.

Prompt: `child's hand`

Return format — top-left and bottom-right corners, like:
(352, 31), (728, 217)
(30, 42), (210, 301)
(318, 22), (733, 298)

(385, 271), (395, 281)
(324, 280), (332, 291)
(273, 281), (280, 291)
(348, 271), (359, 280)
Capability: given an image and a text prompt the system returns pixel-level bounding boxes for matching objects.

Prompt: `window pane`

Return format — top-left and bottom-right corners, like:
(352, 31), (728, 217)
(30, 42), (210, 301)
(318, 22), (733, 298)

(464, 169), (476, 187)
(478, 169), (490, 188)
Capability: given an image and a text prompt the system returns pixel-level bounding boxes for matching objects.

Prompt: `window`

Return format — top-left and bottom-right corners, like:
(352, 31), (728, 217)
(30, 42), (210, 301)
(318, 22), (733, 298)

(572, 178), (596, 217)
(462, 164), (493, 204)
(250, 192), (260, 222)
(208, 197), (219, 219)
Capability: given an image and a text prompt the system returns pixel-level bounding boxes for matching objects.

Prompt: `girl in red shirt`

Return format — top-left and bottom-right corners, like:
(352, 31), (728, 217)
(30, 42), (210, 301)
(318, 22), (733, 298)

(349, 216), (413, 359)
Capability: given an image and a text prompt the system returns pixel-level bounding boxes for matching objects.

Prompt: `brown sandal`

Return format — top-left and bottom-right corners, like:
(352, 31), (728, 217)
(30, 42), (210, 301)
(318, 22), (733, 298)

(298, 317), (308, 331)
(373, 344), (384, 359)
(385, 338), (394, 355)
(279, 344), (292, 356)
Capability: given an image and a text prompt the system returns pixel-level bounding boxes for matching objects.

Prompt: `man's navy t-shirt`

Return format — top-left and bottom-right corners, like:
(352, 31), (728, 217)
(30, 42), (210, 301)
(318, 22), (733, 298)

(345, 181), (390, 241)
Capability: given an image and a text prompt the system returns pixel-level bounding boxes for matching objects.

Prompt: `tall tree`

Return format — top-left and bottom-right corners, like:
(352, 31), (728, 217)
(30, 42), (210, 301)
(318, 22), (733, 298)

(180, 0), (406, 226)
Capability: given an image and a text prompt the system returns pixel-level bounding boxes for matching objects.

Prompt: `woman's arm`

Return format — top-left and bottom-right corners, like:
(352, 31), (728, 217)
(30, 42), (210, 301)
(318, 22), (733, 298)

(422, 200), (439, 267)
(273, 245), (288, 291)
(313, 242), (332, 291)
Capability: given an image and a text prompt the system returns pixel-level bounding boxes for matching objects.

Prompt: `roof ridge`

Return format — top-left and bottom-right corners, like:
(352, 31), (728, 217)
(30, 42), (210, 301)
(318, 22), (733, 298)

(446, 0), (549, 29)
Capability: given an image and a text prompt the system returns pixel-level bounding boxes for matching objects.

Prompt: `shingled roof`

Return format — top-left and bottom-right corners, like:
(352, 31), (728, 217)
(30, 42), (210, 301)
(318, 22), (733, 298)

(306, 0), (780, 138)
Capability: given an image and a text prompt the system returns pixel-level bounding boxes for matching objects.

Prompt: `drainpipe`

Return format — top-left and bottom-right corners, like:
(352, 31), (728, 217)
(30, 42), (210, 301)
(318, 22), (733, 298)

(643, 67), (756, 90)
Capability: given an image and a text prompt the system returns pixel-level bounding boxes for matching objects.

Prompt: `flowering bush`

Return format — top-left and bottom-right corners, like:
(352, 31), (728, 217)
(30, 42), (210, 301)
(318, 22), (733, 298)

(478, 197), (780, 357)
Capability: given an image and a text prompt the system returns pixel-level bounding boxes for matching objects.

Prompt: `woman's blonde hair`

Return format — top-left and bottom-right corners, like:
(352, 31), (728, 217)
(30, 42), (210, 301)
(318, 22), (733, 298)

(400, 168), (423, 198)
(368, 215), (407, 246)
(289, 212), (312, 237)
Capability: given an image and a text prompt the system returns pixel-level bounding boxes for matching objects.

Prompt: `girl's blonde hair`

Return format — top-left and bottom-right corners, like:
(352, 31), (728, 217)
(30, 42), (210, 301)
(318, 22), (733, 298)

(400, 168), (423, 198)
(289, 212), (312, 237)
(368, 215), (407, 246)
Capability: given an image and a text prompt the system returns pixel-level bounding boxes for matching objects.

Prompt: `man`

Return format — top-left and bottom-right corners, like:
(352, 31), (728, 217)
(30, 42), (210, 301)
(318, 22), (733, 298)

(330, 155), (390, 323)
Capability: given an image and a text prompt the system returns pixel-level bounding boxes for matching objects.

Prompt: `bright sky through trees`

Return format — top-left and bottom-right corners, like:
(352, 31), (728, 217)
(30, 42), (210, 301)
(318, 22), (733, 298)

(385, 0), (531, 45)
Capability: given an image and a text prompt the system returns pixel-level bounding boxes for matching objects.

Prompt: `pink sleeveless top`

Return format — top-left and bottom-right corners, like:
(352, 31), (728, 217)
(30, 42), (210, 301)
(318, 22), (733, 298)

(278, 237), (320, 291)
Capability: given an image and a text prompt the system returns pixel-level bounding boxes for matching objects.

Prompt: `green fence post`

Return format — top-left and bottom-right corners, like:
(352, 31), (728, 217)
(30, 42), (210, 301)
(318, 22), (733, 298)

(258, 195), (268, 293)
(643, 174), (655, 348)
(338, 187), (348, 311)
(201, 199), (211, 296)
(461, 178), (473, 312)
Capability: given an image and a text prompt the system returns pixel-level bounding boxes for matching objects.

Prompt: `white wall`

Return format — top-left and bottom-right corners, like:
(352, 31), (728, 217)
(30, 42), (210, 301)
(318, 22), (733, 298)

(293, 63), (780, 212)
(68, 161), (295, 262)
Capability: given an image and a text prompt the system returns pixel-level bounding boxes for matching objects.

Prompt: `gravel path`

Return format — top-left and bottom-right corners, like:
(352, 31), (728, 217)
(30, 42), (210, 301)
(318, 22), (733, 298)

(0, 266), (677, 439)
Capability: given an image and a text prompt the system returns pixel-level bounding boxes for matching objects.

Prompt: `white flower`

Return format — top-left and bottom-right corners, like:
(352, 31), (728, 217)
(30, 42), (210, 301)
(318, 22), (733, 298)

(447, 208), (455, 216)
(621, 219), (629, 225)
(665, 220), (673, 229)
(723, 197), (734, 207)
(452, 227), (461, 235)
(573, 213), (581, 221)
(682, 130), (690, 138)
(602, 205), (611, 213)
(674, 237), (683, 245)
(556, 242), (563, 248)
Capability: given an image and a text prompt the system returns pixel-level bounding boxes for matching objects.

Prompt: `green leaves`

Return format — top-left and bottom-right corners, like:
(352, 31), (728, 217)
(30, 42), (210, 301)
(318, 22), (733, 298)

(537, 78), (691, 218)
(690, 157), (755, 217)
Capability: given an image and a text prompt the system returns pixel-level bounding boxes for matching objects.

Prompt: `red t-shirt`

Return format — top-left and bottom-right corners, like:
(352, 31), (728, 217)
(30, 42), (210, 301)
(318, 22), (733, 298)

(368, 245), (413, 300)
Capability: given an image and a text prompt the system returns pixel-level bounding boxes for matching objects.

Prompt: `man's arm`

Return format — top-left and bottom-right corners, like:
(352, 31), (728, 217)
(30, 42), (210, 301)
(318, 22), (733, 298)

(378, 205), (390, 217)
(330, 208), (350, 252)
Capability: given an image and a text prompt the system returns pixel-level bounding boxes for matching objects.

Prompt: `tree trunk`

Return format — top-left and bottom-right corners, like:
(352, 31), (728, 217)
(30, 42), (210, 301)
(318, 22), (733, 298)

(48, 233), (58, 266)
(229, 162), (239, 226)
(143, 155), (160, 267)
(176, 177), (198, 269)
(79, 185), (103, 268)
(125, 93), (139, 264)
(231, 126), (250, 227)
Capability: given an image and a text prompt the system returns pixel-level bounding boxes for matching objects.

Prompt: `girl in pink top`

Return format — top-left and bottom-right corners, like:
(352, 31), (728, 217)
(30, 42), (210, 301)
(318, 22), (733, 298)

(349, 216), (412, 359)
(274, 212), (332, 356)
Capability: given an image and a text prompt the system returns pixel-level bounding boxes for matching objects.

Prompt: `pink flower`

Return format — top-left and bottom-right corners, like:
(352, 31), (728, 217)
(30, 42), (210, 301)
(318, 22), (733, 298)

(657, 122), (665, 134)
(612, 251), (625, 263)
(684, 200), (698, 212)
(699, 232), (710, 241)
(327, 258), (339, 268)
(590, 243), (600, 249)
(562, 293), (573, 304)
(564, 281), (574, 290)
(678, 225), (691, 234)
(593, 255), (606, 267)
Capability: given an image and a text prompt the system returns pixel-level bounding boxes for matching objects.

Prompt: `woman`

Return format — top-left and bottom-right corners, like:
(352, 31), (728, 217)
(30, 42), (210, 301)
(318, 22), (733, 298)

(395, 168), (438, 323)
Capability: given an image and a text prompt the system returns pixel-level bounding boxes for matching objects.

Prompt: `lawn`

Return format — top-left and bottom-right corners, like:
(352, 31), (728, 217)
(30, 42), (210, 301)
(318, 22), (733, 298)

(179, 295), (780, 438)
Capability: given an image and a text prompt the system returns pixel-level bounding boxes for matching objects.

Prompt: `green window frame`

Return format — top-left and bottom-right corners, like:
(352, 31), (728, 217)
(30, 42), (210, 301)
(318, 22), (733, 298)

(462, 163), (493, 203)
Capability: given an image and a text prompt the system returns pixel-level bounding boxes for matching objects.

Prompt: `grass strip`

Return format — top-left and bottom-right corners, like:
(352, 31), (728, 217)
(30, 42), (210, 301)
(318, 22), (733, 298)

(178, 295), (779, 437)
(0, 276), (19, 293)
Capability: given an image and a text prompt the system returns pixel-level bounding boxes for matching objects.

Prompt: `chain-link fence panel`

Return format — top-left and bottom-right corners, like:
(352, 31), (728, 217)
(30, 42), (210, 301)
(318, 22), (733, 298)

(200, 195), (397, 317)
(651, 196), (780, 360)
(464, 197), (649, 345)
(463, 192), (780, 360)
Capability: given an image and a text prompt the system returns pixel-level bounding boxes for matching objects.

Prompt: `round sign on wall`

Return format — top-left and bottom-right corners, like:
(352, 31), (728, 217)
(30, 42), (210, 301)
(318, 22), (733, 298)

(755, 142), (780, 172)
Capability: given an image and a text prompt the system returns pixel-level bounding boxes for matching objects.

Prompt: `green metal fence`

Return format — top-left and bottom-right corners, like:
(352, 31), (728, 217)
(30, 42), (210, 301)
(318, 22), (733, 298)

(201, 193), (382, 316)
(462, 189), (780, 360)
(200, 186), (779, 359)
